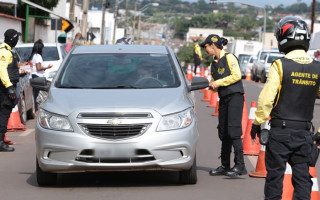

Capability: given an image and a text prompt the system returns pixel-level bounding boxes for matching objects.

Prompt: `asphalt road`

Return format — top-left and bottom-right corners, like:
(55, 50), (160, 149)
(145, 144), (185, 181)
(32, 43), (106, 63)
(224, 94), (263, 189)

(1, 80), (320, 200)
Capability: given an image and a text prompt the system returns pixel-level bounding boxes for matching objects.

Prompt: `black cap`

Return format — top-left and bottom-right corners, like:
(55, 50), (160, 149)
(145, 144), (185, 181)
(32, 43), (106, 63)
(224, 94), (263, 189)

(4, 29), (21, 41)
(199, 34), (222, 48)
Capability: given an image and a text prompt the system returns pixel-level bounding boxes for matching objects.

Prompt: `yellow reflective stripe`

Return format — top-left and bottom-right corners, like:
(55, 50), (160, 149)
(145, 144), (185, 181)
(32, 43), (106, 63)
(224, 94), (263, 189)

(273, 59), (282, 108)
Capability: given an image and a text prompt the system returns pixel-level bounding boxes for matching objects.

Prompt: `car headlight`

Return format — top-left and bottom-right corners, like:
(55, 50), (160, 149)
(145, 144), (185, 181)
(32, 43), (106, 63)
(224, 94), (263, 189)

(38, 109), (73, 131)
(157, 108), (194, 131)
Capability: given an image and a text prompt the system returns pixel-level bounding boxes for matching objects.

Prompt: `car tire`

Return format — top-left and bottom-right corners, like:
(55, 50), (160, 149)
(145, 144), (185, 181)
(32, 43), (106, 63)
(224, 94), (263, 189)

(36, 158), (57, 186)
(19, 95), (27, 124)
(179, 154), (197, 185)
(261, 71), (267, 83)
(251, 69), (255, 81)
(27, 94), (36, 119)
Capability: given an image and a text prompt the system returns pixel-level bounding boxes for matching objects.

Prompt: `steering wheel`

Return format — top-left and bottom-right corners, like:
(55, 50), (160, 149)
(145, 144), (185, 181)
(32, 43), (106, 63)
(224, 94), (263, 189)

(134, 77), (163, 87)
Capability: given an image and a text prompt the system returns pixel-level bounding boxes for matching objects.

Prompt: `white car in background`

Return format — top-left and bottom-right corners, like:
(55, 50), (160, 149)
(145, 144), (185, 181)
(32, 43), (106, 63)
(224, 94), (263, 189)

(15, 43), (67, 81)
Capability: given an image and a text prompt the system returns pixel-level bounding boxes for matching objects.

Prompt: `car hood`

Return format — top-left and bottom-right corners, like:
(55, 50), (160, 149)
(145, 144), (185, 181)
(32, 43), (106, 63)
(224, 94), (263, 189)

(43, 87), (192, 116)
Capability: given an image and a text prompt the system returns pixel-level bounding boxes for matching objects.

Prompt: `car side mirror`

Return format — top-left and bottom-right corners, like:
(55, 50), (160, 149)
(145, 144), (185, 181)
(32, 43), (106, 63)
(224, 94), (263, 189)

(30, 77), (50, 92)
(190, 77), (209, 91)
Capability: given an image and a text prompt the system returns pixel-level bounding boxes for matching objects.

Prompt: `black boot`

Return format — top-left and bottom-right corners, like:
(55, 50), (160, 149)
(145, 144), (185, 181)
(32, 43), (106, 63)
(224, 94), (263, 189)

(225, 164), (247, 176)
(209, 153), (230, 176)
(0, 141), (14, 152)
(209, 165), (230, 176)
(226, 150), (247, 177)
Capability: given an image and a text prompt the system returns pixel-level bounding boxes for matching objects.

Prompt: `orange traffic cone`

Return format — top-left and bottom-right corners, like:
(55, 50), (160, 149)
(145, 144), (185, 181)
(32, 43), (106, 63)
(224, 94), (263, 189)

(212, 98), (220, 116)
(7, 105), (26, 132)
(245, 68), (252, 81)
(195, 66), (201, 77)
(200, 66), (205, 77)
(282, 163), (294, 200)
(243, 101), (260, 155)
(200, 67), (208, 93)
(309, 167), (320, 200)
(186, 63), (193, 81)
(249, 145), (267, 178)
(282, 165), (320, 200)
(241, 94), (248, 138)
(207, 92), (218, 107)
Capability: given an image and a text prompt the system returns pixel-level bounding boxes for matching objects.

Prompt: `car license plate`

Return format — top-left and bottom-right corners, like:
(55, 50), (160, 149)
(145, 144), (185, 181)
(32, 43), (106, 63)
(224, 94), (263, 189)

(96, 147), (133, 158)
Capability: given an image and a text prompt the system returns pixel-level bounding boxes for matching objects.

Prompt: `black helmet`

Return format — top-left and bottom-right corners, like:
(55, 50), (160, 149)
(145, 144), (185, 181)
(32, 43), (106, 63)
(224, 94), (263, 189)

(274, 16), (311, 53)
(115, 37), (134, 45)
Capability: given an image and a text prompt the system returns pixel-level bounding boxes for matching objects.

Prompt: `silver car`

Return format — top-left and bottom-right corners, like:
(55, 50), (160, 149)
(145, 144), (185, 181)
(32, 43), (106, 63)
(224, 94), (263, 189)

(31, 45), (208, 186)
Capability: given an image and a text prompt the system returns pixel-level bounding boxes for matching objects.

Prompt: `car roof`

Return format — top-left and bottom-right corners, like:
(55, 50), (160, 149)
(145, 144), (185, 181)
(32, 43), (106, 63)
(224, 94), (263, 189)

(268, 53), (283, 56)
(15, 43), (62, 47)
(71, 45), (169, 54)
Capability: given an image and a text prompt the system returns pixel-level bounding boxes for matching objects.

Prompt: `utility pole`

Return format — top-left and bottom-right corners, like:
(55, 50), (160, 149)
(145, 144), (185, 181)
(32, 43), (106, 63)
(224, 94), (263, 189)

(112, 0), (119, 44)
(124, 0), (129, 37)
(101, 0), (106, 44)
(132, 2), (137, 40)
(69, 0), (75, 38)
(81, 0), (89, 37)
(137, 14), (141, 44)
(311, 0), (316, 34)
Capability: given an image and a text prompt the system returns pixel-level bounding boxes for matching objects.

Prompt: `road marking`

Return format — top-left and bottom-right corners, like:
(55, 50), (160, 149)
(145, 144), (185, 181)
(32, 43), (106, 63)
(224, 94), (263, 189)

(19, 129), (35, 136)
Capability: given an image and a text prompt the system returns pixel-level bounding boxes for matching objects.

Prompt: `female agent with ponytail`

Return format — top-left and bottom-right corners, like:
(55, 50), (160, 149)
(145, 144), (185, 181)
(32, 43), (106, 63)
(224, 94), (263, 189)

(200, 34), (246, 177)
(28, 40), (52, 110)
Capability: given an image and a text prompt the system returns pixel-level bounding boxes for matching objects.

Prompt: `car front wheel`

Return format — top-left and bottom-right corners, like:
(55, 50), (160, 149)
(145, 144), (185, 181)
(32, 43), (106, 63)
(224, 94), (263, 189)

(179, 154), (197, 185)
(19, 95), (27, 124)
(261, 71), (267, 83)
(36, 158), (57, 186)
(27, 94), (36, 119)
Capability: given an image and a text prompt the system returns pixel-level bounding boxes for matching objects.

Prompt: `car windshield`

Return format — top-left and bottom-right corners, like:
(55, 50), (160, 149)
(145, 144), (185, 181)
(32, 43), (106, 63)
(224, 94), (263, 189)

(16, 46), (60, 62)
(267, 55), (282, 63)
(55, 53), (181, 89)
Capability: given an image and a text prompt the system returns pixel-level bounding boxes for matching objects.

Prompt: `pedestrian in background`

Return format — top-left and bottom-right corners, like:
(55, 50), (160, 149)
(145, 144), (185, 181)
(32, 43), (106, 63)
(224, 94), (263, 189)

(0, 29), (22, 152)
(28, 40), (52, 111)
(250, 16), (320, 199)
(200, 34), (247, 177)
(193, 39), (203, 73)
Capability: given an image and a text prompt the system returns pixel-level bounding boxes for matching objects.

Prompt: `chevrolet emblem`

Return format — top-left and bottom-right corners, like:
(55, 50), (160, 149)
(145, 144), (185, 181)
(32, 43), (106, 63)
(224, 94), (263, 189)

(107, 119), (122, 125)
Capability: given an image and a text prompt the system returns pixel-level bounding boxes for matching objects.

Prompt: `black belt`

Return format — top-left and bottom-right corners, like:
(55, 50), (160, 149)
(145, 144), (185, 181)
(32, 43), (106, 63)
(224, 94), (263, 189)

(270, 119), (312, 130)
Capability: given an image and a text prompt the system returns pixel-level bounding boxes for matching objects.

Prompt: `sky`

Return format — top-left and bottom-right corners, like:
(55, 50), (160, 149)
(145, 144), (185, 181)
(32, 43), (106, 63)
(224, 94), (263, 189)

(183, 0), (314, 7)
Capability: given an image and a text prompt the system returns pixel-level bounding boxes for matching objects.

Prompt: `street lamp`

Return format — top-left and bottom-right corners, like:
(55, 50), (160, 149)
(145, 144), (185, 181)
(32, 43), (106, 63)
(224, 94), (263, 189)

(210, 0), (266, 49)
(134, 3), (159, 44)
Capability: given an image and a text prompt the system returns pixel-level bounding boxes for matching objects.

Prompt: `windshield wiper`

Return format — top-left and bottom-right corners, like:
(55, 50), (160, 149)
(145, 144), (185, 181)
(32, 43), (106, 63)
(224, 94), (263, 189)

(91, 85), (142, 89)
(57, 85), (85, 89)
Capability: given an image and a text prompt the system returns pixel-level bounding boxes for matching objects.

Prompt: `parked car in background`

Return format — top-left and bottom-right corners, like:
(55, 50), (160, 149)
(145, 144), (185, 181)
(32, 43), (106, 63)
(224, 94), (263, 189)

(15, 43), (67, 81)
(31, 45), (209, 186)
(11, 48), (36, 124)
(239, 54), (255, 79)
(252, 49), (281, 82)
(254, 53), (283, 83)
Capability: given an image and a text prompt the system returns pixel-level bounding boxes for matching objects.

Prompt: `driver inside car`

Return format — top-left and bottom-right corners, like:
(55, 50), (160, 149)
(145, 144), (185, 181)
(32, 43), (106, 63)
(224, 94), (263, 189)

(134, 64), (167, 87)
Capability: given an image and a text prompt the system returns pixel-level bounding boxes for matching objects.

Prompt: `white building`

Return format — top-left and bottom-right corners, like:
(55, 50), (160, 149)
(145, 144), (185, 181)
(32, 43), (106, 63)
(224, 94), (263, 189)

(187, 28), (223, 43)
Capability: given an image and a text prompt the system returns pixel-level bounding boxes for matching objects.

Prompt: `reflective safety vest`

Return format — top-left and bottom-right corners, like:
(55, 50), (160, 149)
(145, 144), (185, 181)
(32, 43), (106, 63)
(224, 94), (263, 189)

(0, 46), (19, 87)
(211, 53), (244, 98)
(271, 58), (320, 122)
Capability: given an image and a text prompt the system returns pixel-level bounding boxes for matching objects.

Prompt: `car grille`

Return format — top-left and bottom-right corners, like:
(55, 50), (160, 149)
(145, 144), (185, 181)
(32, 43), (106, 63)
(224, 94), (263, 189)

(80, 124), (150, 140)
(75, 149), (156, 163)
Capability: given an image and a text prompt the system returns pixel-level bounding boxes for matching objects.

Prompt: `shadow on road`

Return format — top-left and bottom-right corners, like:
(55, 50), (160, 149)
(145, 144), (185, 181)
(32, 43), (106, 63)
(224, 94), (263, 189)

(26, 170), (187, 188)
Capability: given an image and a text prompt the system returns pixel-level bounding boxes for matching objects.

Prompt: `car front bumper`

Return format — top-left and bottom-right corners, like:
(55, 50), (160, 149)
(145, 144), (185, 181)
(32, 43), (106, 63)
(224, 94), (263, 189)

(36, 118), (199, 173)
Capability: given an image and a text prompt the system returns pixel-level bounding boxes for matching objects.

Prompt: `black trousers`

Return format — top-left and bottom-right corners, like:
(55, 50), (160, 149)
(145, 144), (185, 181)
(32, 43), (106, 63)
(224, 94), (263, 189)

(0, 97), (13, 141)
(218, 93), (244, 166)
(194, 58), (201, 73)
(264, 127), (313, 200)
